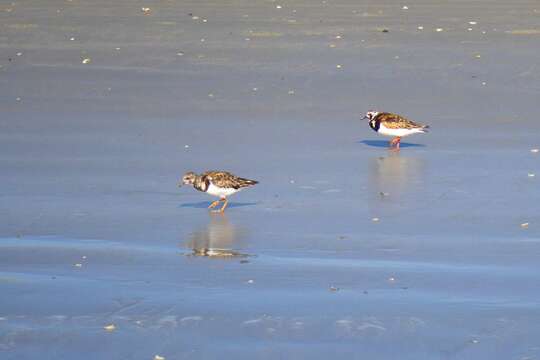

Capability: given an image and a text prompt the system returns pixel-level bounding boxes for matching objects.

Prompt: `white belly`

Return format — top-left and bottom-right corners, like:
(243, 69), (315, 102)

(378, 124), (423, 137)
(207, 183), (240, 198)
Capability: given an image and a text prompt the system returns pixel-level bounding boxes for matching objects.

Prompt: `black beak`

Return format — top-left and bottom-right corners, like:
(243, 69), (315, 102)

(361, 115), (368, 120)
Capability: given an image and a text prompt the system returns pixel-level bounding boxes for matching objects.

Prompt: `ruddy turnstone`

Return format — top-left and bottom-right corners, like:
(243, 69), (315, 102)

(179, 170), (258, 212)
(362, 111), (429, 149)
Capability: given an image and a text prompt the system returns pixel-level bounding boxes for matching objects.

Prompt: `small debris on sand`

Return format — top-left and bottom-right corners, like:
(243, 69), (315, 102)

(246, 279), (254, 284)
(435, 28), (444, 32)
(329, 286), (339, 292)
(74, 263), (82, 268)
(141, 7), (150, 14)
(154, 355), (165, 360)
(417, 26), (423, 30)
(104, 324), (116, 331)
(82, 58), (91, 64)
(288, 89), (295, 95)
(372, 217), (380, 222)
(469, 21), (477, 25)
(381, 29), (389, 33)
(521, 223), (529, 229)
(388, 277), (396, 282)
(402, 5), (409, 10)
(336, 64), (342, 69)
(528, 173), (535, 177)
(530, 148), (539, 153)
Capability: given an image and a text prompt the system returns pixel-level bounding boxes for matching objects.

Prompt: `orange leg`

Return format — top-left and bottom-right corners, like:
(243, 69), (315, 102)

(218, 198), (229, 213)
(389, 137), (401, 148)
(208, 199), (221, 209)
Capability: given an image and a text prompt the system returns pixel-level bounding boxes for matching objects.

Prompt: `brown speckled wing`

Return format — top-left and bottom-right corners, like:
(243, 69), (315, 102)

(376, 112), (425, 129)
(203, 171), (258, 189)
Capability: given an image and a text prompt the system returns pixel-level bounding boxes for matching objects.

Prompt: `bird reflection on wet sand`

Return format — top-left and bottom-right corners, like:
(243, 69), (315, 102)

(187, 214), (249, 257)
(368, 152), (425, 214)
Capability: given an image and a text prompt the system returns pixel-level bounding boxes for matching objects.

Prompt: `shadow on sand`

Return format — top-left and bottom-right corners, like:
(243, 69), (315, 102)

(180, 201), (258, 209)
(359, 139), (425, 148)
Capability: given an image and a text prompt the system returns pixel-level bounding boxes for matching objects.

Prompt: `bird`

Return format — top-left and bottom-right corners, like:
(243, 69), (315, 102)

(179, 170), (258, 212)
(362, 111), (429, 149)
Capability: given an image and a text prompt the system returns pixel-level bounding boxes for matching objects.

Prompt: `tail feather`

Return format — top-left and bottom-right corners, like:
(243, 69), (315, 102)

(237, 178), (258, 187)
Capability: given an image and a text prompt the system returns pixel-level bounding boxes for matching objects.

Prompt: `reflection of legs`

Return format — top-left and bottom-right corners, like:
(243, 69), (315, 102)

(219, 198), (228, 212)
(208, 200), (221, 209)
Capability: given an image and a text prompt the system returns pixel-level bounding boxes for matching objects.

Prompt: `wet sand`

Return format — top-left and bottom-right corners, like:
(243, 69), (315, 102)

(1, 0), (540, 359)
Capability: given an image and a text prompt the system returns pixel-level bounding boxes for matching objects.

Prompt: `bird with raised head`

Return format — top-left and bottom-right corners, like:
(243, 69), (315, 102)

(362, 110), (429, 149)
